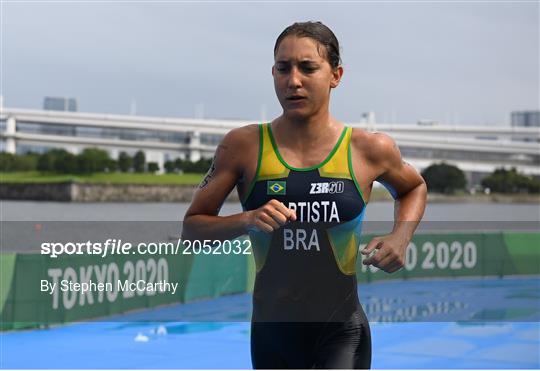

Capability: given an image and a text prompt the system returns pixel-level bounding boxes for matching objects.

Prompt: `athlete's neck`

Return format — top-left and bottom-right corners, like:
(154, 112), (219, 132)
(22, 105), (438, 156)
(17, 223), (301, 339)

(271, 115), (343, 167)
(272, 113), (344, 154)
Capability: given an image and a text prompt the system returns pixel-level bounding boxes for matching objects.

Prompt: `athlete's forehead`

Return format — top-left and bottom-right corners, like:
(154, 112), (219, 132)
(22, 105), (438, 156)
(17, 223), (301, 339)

(274, 36), (327, 64)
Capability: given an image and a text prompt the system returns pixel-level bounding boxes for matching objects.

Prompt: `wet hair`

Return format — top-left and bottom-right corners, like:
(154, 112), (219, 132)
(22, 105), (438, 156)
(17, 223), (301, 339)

(273, 21), (341, 69)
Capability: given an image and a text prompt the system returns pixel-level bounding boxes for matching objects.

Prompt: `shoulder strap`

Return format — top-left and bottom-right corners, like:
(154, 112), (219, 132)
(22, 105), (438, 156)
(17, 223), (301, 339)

(258, 123), (290, 180)
(319, 126), (353, 179)
(241, 123), (290, 205)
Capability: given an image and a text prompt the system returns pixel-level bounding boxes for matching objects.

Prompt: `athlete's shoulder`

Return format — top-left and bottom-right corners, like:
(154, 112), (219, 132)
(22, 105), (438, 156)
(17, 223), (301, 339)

(223, 123), (259, 145)
(220, 124), (260, 156)
(217, 124), (260, 173)
(350, 128), (401, 168)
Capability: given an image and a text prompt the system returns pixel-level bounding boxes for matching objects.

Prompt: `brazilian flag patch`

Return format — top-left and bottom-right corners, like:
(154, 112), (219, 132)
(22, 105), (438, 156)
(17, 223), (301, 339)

(267, 181), (286, 195)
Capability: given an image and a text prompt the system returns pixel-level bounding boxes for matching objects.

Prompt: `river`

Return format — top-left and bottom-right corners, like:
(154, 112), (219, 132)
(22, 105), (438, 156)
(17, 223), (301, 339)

(2, 201), (538, 221)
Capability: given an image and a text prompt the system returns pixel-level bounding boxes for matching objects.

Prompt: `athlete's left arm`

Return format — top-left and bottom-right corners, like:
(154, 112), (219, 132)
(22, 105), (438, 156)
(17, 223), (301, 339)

(361, 133), (427, 273)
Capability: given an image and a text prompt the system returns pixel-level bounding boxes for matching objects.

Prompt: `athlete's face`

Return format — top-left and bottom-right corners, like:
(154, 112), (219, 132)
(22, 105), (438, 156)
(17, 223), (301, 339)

(273, 36), (342, 120)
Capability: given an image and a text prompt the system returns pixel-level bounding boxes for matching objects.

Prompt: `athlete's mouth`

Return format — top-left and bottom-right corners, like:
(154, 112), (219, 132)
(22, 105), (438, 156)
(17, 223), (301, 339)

(286, 95), (306, 101)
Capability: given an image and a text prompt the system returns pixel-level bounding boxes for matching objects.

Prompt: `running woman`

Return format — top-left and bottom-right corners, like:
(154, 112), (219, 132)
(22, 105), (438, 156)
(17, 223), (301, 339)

(182, 21), (427, 369)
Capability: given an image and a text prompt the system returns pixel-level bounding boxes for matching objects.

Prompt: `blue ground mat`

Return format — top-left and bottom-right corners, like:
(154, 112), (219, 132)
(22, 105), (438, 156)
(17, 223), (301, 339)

(1, 277), (539, 369)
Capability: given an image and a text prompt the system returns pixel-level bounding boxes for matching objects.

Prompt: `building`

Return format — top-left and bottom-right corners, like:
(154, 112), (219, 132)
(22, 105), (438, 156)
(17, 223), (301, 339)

(511, 110), (540, 127)
(44, 97), (78, 112)
(1, 107), (539, 184)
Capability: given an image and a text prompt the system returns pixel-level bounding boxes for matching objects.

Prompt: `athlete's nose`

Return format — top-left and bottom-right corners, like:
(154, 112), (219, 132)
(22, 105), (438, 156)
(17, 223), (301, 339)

(287, 66), (302, 89)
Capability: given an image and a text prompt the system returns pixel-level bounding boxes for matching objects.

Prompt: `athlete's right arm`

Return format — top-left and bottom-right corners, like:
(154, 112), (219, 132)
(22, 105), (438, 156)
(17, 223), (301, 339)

(182, 126), (296, 242)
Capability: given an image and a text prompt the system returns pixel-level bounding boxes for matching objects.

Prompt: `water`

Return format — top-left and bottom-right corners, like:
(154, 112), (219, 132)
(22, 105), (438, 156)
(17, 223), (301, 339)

(2, 201), (539, 221)
(2, 201), (537, 252)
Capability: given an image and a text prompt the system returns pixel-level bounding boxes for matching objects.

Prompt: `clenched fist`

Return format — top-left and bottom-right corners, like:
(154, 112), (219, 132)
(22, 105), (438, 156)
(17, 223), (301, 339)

(245, 199), (297, 233)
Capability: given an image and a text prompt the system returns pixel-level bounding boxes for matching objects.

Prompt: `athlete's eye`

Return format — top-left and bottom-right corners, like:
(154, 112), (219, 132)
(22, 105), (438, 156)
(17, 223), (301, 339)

(299, 62), (318, 74)
(301, 66), (317, 74)
(275, 64), (290, 73)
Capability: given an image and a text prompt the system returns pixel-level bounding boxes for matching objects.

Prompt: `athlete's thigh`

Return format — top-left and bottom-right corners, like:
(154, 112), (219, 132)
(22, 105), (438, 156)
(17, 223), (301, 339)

(313, 311), (372, 369)
(251, 322), (286, 369)
(251, 342), (287, 369)
(251, 322), (319, 369)
(315, 336), (371, 369)
(252, 322), (315, 369)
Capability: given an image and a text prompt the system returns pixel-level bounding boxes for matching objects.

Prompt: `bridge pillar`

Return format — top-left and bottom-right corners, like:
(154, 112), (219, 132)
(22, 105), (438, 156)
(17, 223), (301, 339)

(187, 131), (201, 162)
(5, 116), (16, 154)
(145, 150), (165, 174)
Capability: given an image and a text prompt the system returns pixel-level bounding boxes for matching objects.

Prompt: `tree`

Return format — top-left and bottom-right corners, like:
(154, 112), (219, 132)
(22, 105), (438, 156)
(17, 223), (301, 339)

(482, 167), (540, 194)
(182, 158), (212, 173)
(106, 159), (118, 172)
(421, 162), (466, 194)
(164, 160), (176, 173)
(36, 149), (74, 173)
(0, 152), (15, 171)
(118, 152), (132, 172)
(13, 154), (38, 171)
(174, 158), (184, 172)
(15, 153), (39, 171)
(133, 150), (146, 173)
(147, 162), (159, 173)
(53, 151), (78, 173)
(77, 148), (111, 173)
(37, 151), (59, 172)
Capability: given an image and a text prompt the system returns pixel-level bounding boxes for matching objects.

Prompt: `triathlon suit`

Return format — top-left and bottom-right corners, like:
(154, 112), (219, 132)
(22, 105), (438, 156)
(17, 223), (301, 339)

(242, 123), (372, 369)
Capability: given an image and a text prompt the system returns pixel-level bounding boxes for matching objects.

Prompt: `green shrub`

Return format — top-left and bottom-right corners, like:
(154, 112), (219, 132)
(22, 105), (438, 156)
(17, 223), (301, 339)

(118, 152), (132, 172)
(147, 162), (159, 173)
(53, 151), (78, 173)
(133, 151), (146, 173)
(164, 160), (176, 173)
(482, 168), (540, 194)
(421, 162), (466, 194)
(0, 152), (38, 171)
(77, 148), (112, 173)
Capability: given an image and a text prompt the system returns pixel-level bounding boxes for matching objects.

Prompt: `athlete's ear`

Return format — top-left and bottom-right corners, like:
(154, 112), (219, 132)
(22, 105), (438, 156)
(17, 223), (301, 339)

(271, 65), (275, 77)
(330, 66), (343, 88)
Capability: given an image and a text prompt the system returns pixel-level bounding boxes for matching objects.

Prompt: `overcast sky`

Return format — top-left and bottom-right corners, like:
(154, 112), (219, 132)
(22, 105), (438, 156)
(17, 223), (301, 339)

(2, 1), (538, 125)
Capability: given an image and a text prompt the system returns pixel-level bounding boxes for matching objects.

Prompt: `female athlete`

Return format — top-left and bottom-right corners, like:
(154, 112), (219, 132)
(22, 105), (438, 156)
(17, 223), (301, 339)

(183, 21), (427, 369)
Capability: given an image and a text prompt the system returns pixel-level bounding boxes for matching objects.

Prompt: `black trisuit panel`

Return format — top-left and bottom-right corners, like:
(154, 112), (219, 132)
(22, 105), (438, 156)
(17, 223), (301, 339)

(242, 123), (372, 369)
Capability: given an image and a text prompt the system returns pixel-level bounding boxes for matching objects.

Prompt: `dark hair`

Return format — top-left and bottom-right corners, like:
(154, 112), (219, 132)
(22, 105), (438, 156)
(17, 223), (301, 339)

(274, 21), (341, 69)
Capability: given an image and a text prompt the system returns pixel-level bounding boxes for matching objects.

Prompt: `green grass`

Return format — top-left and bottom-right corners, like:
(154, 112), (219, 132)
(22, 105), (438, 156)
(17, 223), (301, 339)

(0, 171), (205, 185)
